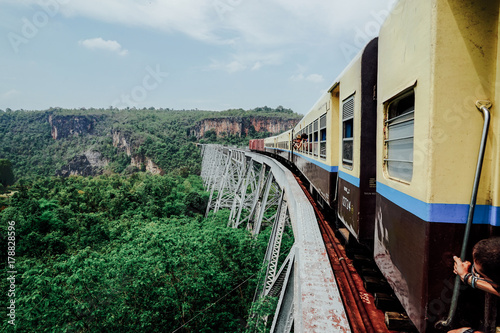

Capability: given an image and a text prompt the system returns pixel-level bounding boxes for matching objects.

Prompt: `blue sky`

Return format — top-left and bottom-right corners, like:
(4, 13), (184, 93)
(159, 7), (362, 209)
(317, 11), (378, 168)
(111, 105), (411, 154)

(1, 0), (393, 114)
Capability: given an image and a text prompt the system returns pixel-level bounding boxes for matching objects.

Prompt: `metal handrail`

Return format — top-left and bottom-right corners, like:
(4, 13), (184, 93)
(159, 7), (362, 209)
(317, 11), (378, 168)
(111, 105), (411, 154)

(436, 100), (491, 329)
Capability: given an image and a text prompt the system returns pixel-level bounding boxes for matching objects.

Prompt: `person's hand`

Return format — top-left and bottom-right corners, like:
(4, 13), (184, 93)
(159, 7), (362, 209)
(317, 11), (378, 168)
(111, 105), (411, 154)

(453, 256), (471, 281)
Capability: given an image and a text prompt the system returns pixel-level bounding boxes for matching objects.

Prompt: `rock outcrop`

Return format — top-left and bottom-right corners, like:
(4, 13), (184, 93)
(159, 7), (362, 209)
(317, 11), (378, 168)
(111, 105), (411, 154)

(49, 114), (103, 140)
(131, 156), (164, 175)
(112, 130), (163, 174)
(190, 116), (299, 139)
(112, 130), (134, 156)
(56, 151), (108, 177)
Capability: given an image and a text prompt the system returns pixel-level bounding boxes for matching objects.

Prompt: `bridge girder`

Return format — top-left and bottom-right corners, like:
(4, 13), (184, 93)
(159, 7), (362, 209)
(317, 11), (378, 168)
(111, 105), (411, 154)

(201, 145), (350, 333)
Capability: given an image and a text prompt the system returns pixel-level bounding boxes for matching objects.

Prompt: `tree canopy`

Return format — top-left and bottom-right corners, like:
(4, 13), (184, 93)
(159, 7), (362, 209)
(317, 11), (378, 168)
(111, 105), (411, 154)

(0, 173), (273, 332)
(0, 105), (298, 331)
(0, 159), (15, 187)
(0, 107), (300, 182)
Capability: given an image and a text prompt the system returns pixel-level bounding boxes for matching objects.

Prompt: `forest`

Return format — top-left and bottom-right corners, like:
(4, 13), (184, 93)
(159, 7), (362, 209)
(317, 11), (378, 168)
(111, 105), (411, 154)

(0, 106), (300, 182)
(0, 106), (297, 332)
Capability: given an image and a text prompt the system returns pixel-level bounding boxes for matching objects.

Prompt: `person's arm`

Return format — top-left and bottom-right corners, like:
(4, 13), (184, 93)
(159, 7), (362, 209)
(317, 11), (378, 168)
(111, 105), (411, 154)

(473, 279), (500, 297)
(453, 256), (500, 297)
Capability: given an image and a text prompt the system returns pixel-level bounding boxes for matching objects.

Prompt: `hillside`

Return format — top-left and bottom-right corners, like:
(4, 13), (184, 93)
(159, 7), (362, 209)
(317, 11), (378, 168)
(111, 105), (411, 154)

(0, 172), (282, 332)
(0, 105), (299, 332)
(0, 106), (301, 182)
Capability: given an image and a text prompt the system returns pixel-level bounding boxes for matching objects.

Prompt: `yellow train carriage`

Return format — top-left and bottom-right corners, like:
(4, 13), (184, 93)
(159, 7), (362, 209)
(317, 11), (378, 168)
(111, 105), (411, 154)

(263, 136), (276, 155)
(274, 129), (293, 161)
(374, 0), (500, 331)
(292, 92), (339, 207)
(329, 38), (378, 242)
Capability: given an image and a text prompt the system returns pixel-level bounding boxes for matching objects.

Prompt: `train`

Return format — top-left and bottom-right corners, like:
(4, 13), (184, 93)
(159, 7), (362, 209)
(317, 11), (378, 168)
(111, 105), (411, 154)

(250, 1), (499, 332)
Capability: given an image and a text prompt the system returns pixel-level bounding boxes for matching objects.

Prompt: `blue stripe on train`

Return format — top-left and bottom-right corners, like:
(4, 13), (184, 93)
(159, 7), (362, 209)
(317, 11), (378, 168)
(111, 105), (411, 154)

(292, 151), (338, 173)
(377, 182), (500, 226)
(272, 148), (499, 226)
(338, 171), (360, 187)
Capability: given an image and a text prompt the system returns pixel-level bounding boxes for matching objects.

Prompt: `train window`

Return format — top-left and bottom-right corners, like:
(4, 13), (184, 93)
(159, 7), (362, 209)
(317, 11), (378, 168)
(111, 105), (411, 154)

(342, 95), (354, 168)
(308, 124), (312, 155)
(320, 114), (327, 159)
(384, 90), (414, 182)
(313, 120), (319, 157)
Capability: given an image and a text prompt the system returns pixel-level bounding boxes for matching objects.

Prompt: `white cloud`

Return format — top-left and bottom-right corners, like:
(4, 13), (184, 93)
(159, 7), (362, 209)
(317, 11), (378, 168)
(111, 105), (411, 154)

(15, 0), (392, 47)
(52, 0), (391, 74)
(0, 89), (20, 100)
(306, 74), (324, 83)
(11, 0), (392, 71)
(252, 62), (262, 71)
(208, 59), (246, 73)
(207, 52), (282, 73)
(290, 73), (324, 83)
(59, 0), (221, 44)
(79, 37), (128, 56)
(226, 60), (246, 73)
(290, 73), (305, 82)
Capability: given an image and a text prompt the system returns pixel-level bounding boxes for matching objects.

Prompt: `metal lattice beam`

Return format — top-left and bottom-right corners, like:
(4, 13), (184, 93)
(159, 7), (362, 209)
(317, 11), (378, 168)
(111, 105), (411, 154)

(200, 145), (350, 333)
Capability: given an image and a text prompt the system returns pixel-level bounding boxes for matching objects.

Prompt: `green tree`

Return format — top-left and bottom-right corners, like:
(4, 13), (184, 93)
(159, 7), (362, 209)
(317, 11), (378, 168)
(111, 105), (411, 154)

(0, 173), (274, 332)
(0, 159), (15, 187)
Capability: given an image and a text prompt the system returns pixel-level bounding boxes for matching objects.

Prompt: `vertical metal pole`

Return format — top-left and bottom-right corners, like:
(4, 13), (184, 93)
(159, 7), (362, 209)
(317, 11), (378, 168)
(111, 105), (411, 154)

(213, 150), (232, 213)
(436, 101), (491, 328)
(229, 153), (248, 224)
(264, 196), (287, 295)
(232, 158), (254, 228)
(270, 250), (295, 333)
(246, 164), (268, 229)
(253, 173), (274, 236)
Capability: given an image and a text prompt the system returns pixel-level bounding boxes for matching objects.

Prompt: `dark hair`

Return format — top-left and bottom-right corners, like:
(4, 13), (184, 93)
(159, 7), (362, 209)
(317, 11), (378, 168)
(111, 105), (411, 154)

(473, 237), (500, 283)
(301, 133), (307, 140)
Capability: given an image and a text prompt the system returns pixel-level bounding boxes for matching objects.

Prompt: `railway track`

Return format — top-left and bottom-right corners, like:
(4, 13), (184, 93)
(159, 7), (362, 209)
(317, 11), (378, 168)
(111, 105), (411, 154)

(293, 173), (416, 333)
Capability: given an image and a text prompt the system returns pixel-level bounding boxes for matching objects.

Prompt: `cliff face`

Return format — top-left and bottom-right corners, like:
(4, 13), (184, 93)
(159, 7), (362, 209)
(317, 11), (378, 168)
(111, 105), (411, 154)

(112, 130), (163, 175)
(130, 156), (164, 175)
(51, 114), (293, 177)
(53, 122), (164, 176)
(49, 114), (103, 140)
(56, 151), (108, 177)
(112, 130), (134, 156)
(190, 116), (299, 139)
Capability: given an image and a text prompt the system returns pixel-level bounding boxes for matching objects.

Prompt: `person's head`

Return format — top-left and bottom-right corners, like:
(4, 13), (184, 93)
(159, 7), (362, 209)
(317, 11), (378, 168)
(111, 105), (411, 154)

(472, 237), (500, 284)
(296, 134), (301, 139)
(301, 133), (307, 140)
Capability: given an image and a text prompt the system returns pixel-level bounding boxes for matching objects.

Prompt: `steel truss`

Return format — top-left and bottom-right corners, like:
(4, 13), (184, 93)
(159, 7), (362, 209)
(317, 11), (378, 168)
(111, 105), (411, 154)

(201, 145), (294, 330)
(200, 145), (349, 333)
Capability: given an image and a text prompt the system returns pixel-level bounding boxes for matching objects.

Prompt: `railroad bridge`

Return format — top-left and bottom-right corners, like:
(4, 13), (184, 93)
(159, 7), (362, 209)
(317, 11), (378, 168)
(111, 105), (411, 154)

(200, 144), (351, 332)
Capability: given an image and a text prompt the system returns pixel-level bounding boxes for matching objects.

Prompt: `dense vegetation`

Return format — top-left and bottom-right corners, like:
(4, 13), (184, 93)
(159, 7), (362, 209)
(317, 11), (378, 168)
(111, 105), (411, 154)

(0, 106), (298, 332)
(0, 106), (300, 182)
(0, 173), (291, 332)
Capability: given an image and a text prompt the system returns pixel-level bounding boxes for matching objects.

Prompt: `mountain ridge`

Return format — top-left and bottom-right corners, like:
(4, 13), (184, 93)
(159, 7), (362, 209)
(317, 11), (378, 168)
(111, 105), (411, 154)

(0, 106), (301, 181)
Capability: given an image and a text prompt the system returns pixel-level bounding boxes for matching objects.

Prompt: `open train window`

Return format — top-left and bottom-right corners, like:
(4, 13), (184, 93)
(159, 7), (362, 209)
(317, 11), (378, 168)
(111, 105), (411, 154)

(313, 120), (319, 157)
(320, 114), (327, 159)
(308, 124), (312, 155)
(342, 95), (354, 168)
(384, 90), (414, 182)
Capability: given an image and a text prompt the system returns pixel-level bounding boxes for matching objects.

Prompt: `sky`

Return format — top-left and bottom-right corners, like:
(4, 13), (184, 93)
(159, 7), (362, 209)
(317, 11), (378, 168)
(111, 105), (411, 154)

(0, 0), (395, 114)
